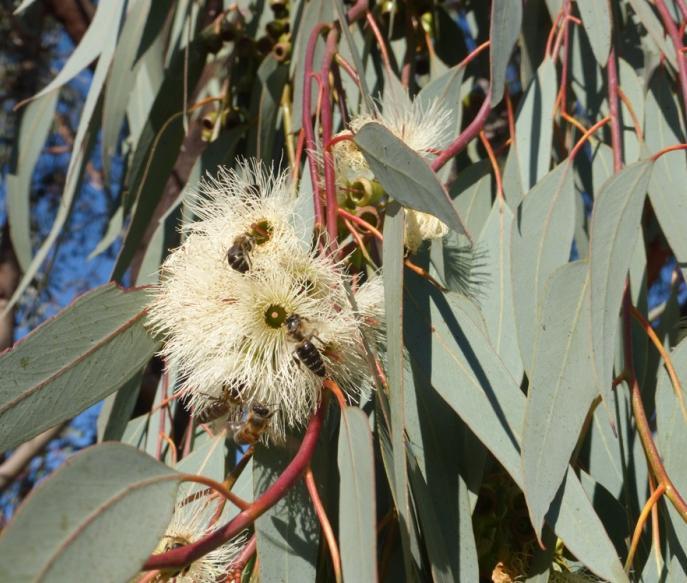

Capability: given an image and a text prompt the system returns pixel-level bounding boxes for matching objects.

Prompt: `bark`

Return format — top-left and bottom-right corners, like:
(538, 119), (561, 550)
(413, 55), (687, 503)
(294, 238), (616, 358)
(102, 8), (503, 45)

(44, 0), (94, 45)
(0, 223), (20, 352)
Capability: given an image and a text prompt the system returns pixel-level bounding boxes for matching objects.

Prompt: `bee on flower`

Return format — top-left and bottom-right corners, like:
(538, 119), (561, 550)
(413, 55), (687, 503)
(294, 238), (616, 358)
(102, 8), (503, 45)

(147, 159), (384, 443)
(331, 83), (453, 253)
(147, 491), (246, 582)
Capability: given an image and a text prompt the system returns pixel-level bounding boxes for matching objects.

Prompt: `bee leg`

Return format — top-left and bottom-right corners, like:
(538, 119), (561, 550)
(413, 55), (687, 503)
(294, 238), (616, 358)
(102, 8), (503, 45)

(292, 352), (302, 368)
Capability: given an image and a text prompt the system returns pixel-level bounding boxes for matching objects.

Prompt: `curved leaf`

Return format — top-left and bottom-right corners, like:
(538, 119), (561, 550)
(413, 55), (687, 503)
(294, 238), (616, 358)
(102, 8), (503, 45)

(383, 202), (413, 573)
(405, 275), (627, 581)
(522, 260), (595, 536)
(24, 0), (125, 103)
(0, 284), (156, 452)
(590, 160), (653, 401)
(6, 91), (59, 271)
(338, 407), (377, 583)
(515, 57), (557, 189)
(645, 71), (687, 282)
(4, 8), (122, 314)
(254, 444), (318, 581)
(490, 0), (523, 105)
(355, 122), (469, 239)
(511, 162), (575, 374)
(576, 0), (611, 66)
(478, 200), (523, 381)
(0, 443), (179, 582)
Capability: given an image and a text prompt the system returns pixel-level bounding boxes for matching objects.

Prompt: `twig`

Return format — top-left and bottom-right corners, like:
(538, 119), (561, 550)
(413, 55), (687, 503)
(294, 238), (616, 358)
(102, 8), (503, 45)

(431, 88), (492, 171)
(479, 131), (503, 200)
(567, 117), (611, 162)
(143, 403), (325, 571)
(606, 47), (623, 173)
(624, 483), (666, 573)
(630, 305), (687, 423)
(303, 24), (331, 229)
(305, 465), (342, 583)
(654, 0), (687, 118)
(320, 28), (341, 247)
(0, 424), (65, 490)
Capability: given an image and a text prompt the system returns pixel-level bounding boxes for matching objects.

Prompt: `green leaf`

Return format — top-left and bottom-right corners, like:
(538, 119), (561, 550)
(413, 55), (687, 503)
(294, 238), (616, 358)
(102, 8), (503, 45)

(511, 162), (575, 374)
(247, 55), (289, 161)
(0, 284), (157, 452)
(97, 368), (144, 442)
(175, 433), (227, 483)
(589, 160), (653, 402)
(405, 275), (627, 581)
(4, 5), (123, 314)
(338, 407), (377, 583)
(253, 444), (318, 581)
(355, 122), (469, 238)
(418, 62), (466, 133)
(27, 0), (126, 103)
(626, 0), (677, 68)
(404, 272), (480, 581)
(515, 57), (557, 189)
(656, 338), (687, 556)
(489, 0), (523, 105)
(645, 71), (687, 282)
(0, 443), (179, 582)
(112, 27), (215, 280)
(450, 160), (492, 239)
(478, 200), (523, 381)
(576, 0), (611, 66)
(522, 260), (595, 536)
(5, 91), (59, 271)
(383, 201), (414, 574)
(616, 59), (644, 163)
(502, 144), (524, 210)
(102, 0), (152, 183)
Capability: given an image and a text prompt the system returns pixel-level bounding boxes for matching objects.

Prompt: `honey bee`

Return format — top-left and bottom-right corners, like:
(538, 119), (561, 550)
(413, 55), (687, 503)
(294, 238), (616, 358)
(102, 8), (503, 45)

(284, 313), (326, 377)
(231, 402), (274, 444)
(195, 384), (243, 424)
(226, 232), (256, 273)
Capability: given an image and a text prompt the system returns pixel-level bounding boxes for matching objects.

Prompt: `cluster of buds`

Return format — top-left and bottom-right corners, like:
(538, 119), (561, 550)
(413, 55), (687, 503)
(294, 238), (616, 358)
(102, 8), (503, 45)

(147, 159), (384, 444)
(332, 87), (453, 253)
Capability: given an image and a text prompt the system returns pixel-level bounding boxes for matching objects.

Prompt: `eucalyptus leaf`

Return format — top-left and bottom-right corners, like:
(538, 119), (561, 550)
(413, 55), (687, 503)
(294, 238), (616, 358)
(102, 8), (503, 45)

(338, 407), (377, 583)
(0, 284), (157, 452)
(0, 443), (179, 582)
(489, 0), (522, 105)
(590, 160), (653, 404)
(576, 0), (611, 66)
(511, 162), (575, 374)
(515, 57), (557, 189)
(5, 91), (59, 271)
(478, 200), (523, 381)
(355, 122), (469, 238)
(522, 260), (595, 536)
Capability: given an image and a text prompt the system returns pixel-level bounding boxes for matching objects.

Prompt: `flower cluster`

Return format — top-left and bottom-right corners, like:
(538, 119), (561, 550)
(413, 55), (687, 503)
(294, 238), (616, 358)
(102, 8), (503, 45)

(150, 492), (246, 583)
(332, 87), (453, 252)
(147, 159), (384, 443)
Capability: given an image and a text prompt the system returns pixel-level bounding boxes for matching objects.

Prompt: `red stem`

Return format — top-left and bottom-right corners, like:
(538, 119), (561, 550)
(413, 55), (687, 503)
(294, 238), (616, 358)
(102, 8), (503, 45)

(557, 0), (571, 116)
(143, 403), (325, 571)
(606, 47), (623, 173)
(431, 88), (493, 172)
(320, 28), (341, 246)
(677, 0), (687, 21)
(655, 0), (687, 117)
(303, 24), (330, 229)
